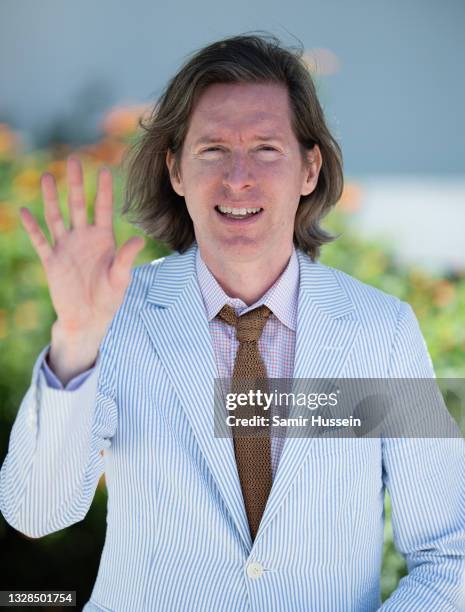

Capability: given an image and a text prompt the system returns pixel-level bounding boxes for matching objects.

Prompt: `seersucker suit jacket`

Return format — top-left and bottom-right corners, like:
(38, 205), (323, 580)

(1, 244), (464, 611)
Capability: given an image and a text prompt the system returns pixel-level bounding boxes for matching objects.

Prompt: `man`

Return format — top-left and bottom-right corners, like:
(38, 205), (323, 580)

(1, 34), (464, 611)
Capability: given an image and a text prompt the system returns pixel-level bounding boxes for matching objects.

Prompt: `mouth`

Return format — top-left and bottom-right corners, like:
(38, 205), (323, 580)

(215, 205), (264, 222)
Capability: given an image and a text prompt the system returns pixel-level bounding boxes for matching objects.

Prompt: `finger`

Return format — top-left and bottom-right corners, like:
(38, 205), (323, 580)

(41, 172), (66, 243)
(109, 236), (145, 286)
(19, 207), (53, 265)
(67, 156), (87, 229)
(94, 167), (113, 228)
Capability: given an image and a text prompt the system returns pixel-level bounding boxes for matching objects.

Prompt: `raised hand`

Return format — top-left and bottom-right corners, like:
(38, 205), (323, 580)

(19, 156), (145, 383)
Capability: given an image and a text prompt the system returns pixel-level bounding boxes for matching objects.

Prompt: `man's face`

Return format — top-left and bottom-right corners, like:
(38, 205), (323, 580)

(166, 81), (321, 262)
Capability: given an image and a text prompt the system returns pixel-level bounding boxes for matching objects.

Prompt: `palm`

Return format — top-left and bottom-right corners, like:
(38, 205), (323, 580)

(46, 225), (119, 329)
(19, 157), (144, 336)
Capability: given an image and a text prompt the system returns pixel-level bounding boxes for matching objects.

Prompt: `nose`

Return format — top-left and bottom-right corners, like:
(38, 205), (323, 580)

(222, 152), (254, 192)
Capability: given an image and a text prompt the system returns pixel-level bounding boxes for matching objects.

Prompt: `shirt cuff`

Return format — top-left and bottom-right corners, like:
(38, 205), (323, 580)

(41, 348), (98, 391)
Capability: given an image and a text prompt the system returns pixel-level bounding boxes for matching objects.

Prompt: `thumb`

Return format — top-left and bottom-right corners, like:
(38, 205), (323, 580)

(109, 236), (145, 286)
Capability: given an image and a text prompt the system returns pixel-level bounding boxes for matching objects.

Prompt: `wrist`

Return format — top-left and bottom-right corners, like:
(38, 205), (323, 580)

(49, 321), (104, 385)
(51, 319), (106, 345)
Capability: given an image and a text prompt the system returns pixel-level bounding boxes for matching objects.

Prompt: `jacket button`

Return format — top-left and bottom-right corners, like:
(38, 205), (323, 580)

(247, 562), (264, 579)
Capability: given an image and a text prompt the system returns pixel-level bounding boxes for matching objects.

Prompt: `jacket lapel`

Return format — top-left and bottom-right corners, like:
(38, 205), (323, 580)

(140, 245), (252, 550)
(258, 250), (362, 538)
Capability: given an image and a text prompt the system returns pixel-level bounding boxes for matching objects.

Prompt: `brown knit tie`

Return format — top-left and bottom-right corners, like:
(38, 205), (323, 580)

(217, 303), (272, 541)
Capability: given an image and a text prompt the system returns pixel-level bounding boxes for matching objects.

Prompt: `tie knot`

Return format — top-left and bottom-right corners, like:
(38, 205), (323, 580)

(217, 304), (272, 343)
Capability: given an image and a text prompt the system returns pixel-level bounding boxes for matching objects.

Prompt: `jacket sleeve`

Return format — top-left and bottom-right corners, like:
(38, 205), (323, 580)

(379, 302), (465, 610)
(0, 327), (118, 538)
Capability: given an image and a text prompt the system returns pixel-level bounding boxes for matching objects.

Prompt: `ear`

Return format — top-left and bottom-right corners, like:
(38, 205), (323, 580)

(166, 149), (185, 196)
(300, 144), (322, 197)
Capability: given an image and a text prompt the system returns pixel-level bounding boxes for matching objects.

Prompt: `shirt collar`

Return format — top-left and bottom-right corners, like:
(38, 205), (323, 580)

(196, 247), (299, 332)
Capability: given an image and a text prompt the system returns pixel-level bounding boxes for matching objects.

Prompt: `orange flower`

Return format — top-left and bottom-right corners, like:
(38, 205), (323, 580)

(46, 159), (67, 182)
(13, 168), (42, 201)
(79, 138), (127, 165)
(0, 123), (19, 158)
(101, 104), (149, 138)
(339, 182), (363, 213)
(432, 280), (456, 308)
(302, 48), (341, 76)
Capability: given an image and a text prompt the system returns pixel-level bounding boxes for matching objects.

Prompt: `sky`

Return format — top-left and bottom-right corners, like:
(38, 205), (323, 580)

(1, 0), (464, 177)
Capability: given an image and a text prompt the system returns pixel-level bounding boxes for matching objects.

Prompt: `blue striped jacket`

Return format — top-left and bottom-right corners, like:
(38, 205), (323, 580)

(1, 244), (464, 611)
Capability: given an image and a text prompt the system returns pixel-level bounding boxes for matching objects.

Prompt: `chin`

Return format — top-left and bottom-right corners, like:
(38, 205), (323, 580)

(218, 235), (268, 258)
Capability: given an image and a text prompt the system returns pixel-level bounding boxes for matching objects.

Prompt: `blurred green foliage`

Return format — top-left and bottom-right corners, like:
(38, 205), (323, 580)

(0, 116), (464, 606)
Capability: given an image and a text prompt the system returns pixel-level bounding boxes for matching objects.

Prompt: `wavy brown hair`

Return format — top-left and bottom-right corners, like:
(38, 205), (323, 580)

(122, 32), (343, 259)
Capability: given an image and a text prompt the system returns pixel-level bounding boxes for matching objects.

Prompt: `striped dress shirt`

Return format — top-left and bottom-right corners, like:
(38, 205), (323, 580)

(195, 248), (298, 480)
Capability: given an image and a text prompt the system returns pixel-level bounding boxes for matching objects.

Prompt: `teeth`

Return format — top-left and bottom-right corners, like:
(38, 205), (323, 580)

(217, 206), (262, 215)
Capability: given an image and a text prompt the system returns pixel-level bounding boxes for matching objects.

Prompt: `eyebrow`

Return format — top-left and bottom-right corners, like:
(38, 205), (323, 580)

(193, 134), (284, 147)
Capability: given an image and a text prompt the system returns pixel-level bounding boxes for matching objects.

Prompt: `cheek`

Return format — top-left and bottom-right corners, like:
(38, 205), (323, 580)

(259, 162), (301, 186)
(183, 165), (222, 196)
(263, 170), (304, 204)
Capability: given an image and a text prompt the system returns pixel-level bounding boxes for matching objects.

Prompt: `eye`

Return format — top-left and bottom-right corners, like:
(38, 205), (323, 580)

(255, 146), (282, 159)
(201, 147), (224, 153)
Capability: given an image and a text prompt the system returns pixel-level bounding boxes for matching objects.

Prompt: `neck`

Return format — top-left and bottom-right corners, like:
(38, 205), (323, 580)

(199, 245), (293, 305)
